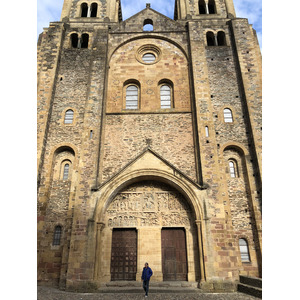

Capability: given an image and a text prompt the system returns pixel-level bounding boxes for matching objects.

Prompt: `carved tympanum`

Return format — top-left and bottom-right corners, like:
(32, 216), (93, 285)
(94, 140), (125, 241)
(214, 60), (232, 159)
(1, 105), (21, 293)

(106, 181), (193, 228)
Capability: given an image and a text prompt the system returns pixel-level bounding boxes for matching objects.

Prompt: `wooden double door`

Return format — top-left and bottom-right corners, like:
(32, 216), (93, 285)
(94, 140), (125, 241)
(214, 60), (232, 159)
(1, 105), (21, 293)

(110, 228), (188, 281)
(161, 228), (188, 281)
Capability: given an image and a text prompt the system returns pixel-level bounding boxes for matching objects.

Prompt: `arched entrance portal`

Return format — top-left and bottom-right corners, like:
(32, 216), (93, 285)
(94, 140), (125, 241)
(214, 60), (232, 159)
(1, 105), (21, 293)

(97, 180), (200, 283)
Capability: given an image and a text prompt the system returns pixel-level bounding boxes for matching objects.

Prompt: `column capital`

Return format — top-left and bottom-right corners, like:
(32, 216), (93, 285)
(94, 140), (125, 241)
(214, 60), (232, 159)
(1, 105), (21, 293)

(97, 222), (105, 231)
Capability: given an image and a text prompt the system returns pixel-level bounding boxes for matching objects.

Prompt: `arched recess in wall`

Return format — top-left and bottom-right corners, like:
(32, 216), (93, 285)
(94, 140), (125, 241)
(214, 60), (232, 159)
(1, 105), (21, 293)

(51, 146), (76, 182)
(91, 169), (206, 282)
(107, 35), (189, 65)
(222, 144), (261, 276)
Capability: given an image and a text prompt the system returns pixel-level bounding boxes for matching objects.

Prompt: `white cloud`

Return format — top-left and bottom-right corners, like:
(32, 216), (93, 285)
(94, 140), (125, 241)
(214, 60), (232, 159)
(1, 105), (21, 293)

(37, 0), (64, 36)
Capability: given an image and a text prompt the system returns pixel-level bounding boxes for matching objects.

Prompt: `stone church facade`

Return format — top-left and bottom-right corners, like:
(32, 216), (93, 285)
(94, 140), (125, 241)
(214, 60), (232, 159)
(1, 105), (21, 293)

(37, 0), (262, 292)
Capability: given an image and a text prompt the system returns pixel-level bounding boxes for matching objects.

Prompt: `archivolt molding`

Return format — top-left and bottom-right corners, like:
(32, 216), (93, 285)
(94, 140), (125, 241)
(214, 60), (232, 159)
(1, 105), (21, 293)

(108, 35), (189, 64)
(220, 141), (249, 157)
(92, 168), (204, 223)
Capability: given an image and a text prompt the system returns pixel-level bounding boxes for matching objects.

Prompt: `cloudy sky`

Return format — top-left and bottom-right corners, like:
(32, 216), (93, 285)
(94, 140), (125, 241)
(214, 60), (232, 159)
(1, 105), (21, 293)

(37, 0), (262, 46)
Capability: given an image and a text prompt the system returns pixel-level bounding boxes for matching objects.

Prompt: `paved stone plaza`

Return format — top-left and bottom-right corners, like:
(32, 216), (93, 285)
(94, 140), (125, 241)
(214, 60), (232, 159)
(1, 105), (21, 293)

(37, 286), (257, 300)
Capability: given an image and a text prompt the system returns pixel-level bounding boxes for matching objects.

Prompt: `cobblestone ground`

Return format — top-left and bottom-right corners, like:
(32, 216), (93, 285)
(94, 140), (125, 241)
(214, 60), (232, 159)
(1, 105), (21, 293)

(37, 287), (257, 300)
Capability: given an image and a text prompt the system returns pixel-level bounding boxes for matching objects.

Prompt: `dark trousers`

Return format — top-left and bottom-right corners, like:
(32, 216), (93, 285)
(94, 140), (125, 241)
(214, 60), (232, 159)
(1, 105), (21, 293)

(143, 280), (150, 295)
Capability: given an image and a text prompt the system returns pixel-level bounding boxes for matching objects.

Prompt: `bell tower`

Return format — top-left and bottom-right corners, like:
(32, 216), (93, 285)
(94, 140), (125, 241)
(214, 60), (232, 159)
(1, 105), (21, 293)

(61, 0), (122, 22)
(174, 0), (235, 20)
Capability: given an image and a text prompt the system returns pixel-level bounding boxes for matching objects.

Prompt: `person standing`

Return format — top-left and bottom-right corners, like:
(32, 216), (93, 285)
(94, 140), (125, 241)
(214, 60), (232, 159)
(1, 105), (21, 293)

(141, 262), (153, 297)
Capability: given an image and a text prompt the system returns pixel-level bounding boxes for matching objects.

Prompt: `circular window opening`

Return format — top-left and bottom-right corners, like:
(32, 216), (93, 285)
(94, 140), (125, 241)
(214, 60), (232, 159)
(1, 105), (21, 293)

(142, 53), (156, 63)
(136, 44), (161, 65)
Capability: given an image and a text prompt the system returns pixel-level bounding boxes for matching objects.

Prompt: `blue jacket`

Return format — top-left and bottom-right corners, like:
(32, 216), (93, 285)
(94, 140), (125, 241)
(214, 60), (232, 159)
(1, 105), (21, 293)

(141, 267), (153, 281)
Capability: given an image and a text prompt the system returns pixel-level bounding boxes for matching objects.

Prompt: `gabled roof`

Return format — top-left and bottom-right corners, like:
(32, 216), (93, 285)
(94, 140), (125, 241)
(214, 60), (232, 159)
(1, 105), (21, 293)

(92, 147), (207, 191)
(111, 5), (186, 33)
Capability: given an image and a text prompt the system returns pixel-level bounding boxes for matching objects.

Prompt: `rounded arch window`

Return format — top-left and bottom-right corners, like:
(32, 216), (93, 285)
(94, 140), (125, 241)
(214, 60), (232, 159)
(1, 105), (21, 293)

(143, 19), (153, 31)
(224, 108), (233, 123)
(160, 85), (172, 109)
(81, 3), (88, 17)
(228, 160), (238, 178)
(70, 33), (79, 48)
(53, 225), (62, 246)
(206, 31), (215, 46)
(90, 3), (98, 17)
(239, 238), (250, 262)
(199, 0), (206, 14)
(217, 31), (226, 46)
(125, 84), (139, 109)
(64, 109), (74, 124)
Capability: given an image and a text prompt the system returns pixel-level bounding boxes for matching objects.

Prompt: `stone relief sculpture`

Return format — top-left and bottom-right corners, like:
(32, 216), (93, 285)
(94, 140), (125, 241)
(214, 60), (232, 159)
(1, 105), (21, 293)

(106, 182), (193, 228)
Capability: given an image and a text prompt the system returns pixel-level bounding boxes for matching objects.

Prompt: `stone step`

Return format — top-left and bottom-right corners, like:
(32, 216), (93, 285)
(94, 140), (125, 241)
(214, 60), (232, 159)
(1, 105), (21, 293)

(98, 287), (201, 294)
(239, 276), (262, 289)
(237, 283), (262, 299)
(105, 281), (199, 288)
(100, 281), (200, 293)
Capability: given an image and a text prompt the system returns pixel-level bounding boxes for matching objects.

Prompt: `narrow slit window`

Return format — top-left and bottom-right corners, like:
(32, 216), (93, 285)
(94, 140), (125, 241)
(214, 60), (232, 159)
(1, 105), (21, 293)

(205, 126), (209, 137)
(81, 3), (88, 17)
(63, 163), (70, 180)
(229, 161), (237, 178)
(224, 108), (233, 123)
(64, 109), (74, 124)
(160, 85), (171, 109)
(90, 3), (98, 17)
(126, 85), (138, 109)
(239, 239), (250, 262)
(53, 226), (62, 246)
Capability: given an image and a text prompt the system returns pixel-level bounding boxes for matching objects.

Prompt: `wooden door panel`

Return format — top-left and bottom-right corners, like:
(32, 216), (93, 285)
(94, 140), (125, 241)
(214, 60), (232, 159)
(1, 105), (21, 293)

(111, 229), (137, 281)
(161, 228), (187, 281)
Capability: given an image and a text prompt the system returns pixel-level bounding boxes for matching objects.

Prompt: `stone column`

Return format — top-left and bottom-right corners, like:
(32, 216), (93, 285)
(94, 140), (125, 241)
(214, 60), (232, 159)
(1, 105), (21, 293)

(205, 3), (209, 14)
(93, 222), (105, 280)
(87, 6), (91, 18)
(195, 220), (205, 282)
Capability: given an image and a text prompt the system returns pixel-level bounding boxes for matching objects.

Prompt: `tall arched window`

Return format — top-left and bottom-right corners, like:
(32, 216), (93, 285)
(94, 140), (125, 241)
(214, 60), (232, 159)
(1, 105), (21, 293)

(63, 163), (70, 180)
(198, 0), (206, 14)
(53, 226), (62, 246)
(64, 109), (74, 124)
(208, 0), (216, 14)
(217, 31), (226, 46)
(224, 108), (233, 123)
(229, 160), (238, 178)
(81, 3), (88, 17)
(160, 85), (172, 109)
(206, 32), (215, 46)
(126, 85), (139, 109)
(90, 3), (98, 17)
(239, 238), (250, 262)
(71, 33), (79, 48)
